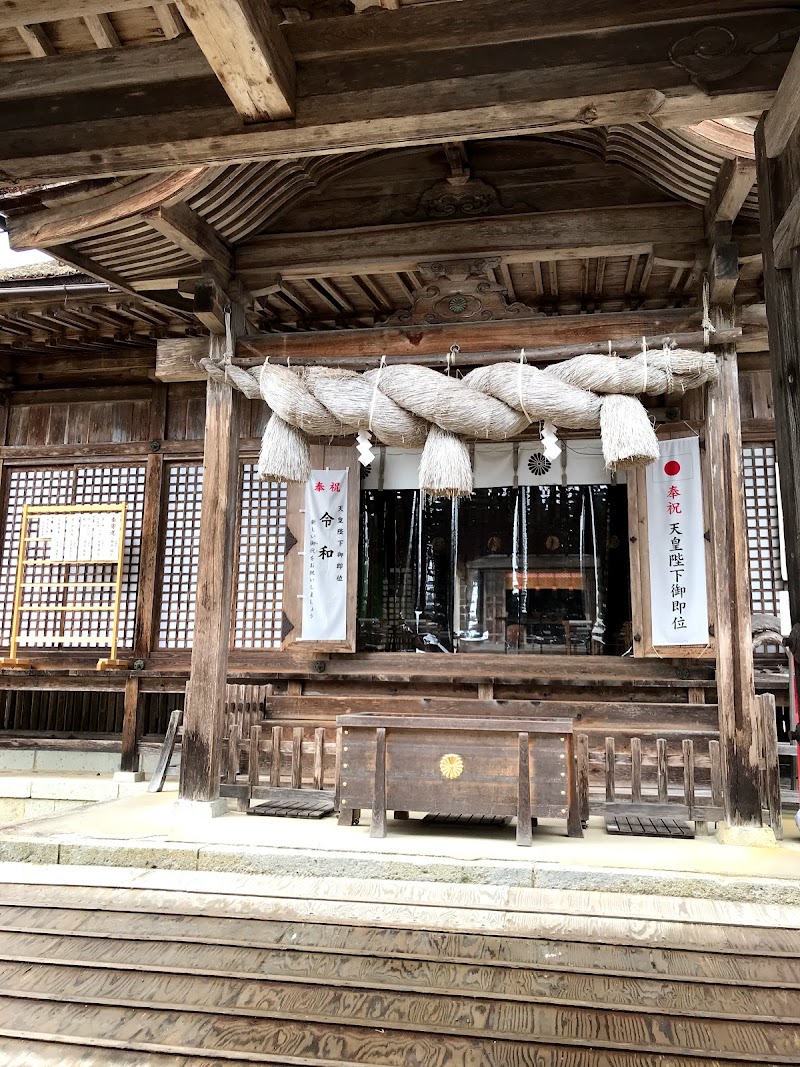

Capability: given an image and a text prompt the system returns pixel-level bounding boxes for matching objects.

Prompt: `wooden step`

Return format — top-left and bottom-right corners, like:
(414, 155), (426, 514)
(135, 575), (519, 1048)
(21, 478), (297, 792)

(2, 905), (799, 988)
(0, 877), (797, 1065)
(0, 992), (797, 1063)
(0, 930), (797, 1023)
(1, 883), (798, 957)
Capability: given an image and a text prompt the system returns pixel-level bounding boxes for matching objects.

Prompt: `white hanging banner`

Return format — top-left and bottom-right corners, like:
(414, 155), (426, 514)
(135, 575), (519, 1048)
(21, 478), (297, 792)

(646, 437), (708, 646)
(301, 469), (348, 642)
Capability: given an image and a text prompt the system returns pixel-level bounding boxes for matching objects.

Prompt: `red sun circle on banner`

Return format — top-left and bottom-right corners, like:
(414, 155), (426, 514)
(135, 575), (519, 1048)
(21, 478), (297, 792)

(664, 460), (681, 476)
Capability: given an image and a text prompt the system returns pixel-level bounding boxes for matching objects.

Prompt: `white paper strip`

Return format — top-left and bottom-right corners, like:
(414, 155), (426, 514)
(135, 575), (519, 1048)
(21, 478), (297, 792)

(646, 436), (709, 646)
(301, 470), (348, 642)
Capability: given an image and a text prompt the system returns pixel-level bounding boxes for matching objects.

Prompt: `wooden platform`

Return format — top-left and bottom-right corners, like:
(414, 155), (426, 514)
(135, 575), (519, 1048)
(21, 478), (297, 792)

(0, 869), (797, 1064)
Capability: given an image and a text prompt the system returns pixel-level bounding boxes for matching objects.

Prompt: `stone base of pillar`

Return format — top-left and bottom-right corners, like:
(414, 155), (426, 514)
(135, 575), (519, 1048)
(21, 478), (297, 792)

(172, 797), (229, 820)
(113, 770), (145, 783)
(715, 823), (778, 848)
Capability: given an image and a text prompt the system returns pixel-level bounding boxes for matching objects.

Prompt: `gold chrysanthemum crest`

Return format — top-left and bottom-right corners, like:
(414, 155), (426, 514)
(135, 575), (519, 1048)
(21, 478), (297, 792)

(439, 753), (464, 780)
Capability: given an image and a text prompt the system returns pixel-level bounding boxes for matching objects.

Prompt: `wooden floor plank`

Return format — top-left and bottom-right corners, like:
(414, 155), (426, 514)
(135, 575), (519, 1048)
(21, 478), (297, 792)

(2, 884), (798, 957)
(0, 993), (795, 1064)
(0, 930), (796, 1022)
(1, 905), (799, 988)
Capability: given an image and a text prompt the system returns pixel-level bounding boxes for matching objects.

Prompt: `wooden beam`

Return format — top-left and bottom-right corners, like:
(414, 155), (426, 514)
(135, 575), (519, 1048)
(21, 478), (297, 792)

(708, 241), (740, 305)
(0, 0), (144, 29)
(706, 307), (763, 827)
(192, 274), (229, 335)
(179, 334), (241, 805)
(704, 157), (757, 235)
(235, 205), (703, 283)
(772, 185), (800, 269)
(764, 36), (800, 158)
(286, 0), (784, 61)
(175, 0), (295, 121)
(156, 307), (737, 380)
(143, 203), (233, 272)
(8, 168), (208, 250)
(0, 8), (795, 183)
(17, 24), (54, 57)
(83, 12), (120, 48)
(153, 3), (184, 37)
(755, 115), (800, 640)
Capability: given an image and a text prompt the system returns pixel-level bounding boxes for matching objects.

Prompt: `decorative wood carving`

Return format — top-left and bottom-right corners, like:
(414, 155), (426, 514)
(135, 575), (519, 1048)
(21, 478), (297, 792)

(383, 258), (540, 326)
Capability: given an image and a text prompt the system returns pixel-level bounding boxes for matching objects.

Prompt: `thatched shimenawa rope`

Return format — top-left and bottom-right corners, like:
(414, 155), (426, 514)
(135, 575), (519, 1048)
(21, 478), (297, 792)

(201, 347), (717, 498)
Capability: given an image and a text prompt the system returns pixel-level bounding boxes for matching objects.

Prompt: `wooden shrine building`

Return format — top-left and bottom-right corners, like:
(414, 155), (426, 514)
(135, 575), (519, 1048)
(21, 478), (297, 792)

(0, 0), (799, 840)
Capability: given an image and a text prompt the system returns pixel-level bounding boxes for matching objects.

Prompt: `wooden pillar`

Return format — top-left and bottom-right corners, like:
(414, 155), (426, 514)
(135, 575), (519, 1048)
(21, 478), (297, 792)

(120, 676), (142, 775)
(706, 308), (762, 826)
(178, 336), (241, 805)
(123, 385), (167, 774)
(755, 116), (800, 656)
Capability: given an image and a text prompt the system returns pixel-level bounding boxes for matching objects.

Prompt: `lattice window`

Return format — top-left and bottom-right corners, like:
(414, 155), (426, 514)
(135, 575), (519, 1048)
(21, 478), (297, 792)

(158, 463), (203, 650)
(233, 464), (287, 649)
(0, 465), (146, 649)
(742, 444), (784, 649)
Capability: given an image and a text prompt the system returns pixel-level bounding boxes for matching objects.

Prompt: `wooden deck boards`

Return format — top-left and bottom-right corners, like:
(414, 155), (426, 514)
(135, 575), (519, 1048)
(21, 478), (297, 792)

(0, 876), (797, 1064)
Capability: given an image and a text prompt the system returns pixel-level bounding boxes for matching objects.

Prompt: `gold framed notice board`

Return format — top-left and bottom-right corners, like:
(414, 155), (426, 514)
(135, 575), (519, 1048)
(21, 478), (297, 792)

(0, 503), (128, 670)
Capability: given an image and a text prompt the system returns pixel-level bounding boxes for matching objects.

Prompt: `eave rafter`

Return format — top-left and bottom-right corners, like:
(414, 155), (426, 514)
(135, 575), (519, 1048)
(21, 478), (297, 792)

(0, 1), (796, 183)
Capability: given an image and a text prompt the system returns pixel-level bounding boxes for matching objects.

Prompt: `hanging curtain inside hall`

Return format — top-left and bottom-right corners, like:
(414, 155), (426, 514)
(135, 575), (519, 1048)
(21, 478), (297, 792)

(357, 482), (630, 655)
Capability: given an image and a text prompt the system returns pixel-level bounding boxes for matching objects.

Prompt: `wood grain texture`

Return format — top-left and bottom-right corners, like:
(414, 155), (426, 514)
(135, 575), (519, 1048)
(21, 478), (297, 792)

(179, 343), (241, 803)
(175, 0), (295, 121)
(0, 871), (797, 1065)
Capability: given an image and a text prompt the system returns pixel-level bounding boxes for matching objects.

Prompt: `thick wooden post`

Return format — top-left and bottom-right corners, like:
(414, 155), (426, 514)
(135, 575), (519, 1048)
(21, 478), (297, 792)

(755, 116), (800, 656)
(179, 337), (241, 806)
(119, 676), (142, 776)
(706, 309), (762, 827)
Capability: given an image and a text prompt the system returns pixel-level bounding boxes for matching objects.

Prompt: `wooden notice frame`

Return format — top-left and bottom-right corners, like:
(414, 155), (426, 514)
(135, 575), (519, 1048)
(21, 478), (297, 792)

(0, 502), (129, 671)
(628, 431), (716, 659)
(282, 444), (359, 653)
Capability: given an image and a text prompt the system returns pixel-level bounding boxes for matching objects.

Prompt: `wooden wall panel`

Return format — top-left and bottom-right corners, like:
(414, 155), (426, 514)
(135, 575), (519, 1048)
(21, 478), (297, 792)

(738, 368), (775, 421)
(7, 390), (159, 447)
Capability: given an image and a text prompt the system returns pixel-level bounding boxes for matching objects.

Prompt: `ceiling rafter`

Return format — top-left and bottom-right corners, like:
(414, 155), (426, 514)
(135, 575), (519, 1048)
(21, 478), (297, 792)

(83, 12), (121, 48)
(16, 24), (54, 57)
(174, 0), (295, 121)
(0, 5), (795, 183)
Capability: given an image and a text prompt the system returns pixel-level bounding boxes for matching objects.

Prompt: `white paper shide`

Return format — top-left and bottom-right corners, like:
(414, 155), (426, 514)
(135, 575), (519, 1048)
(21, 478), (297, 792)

(301, 470), (348, 642)
(646, 437), (709, 646)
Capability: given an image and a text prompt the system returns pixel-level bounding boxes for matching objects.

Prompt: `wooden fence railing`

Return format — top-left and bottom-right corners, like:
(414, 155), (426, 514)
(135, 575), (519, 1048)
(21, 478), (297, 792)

(219, 724), (337, 809)
(574, 694), (783, 839)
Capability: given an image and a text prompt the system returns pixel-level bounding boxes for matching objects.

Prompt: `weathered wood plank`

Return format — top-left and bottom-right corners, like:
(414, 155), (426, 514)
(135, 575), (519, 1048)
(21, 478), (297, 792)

(756, 116), (800, 649)
(155, 309), (738, 379)
(179, 355), (241, 804)
(706, 308), (762, 826)
(764, 36), (800, 158)
(1, 10), (795, 182)
(175, 0), (294, 121)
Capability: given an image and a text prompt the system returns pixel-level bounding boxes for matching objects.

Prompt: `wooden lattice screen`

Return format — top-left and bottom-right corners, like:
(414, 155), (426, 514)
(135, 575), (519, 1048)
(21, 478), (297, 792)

(158, 463), (204, 649)
(742, 443), (785, 650)
(158, 462), (287, 651)
(0, 465), (145, 650)
(233, 464), (287, 650)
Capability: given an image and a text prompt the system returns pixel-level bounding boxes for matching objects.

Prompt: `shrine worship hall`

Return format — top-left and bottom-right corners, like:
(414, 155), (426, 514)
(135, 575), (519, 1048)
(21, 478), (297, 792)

(0, 2), (800, 1064)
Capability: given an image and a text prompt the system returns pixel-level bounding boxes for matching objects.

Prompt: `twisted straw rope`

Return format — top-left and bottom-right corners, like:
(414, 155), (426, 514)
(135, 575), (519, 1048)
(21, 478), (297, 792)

(200, 348), (717, 494)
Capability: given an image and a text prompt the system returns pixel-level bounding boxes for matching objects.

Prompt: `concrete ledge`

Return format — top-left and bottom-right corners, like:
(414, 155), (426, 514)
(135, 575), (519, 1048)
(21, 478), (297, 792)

(196, 844), (535, 886)
(533, 862), (800, 905)
(0, 838), (59, 864)
(58, 840), (198, 871)
(31, 778), (119, 803)
(1, 832), (799, 903)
